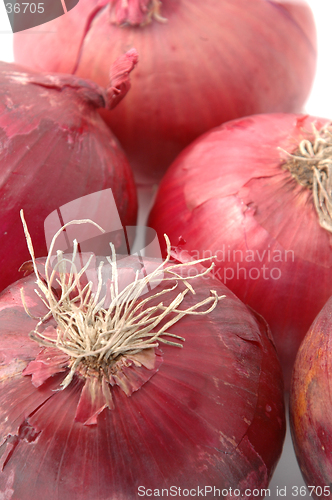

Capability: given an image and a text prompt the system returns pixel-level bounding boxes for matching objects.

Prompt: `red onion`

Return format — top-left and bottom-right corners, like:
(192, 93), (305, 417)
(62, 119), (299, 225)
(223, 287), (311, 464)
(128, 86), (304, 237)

(290, 295), (332, 499)
(0, 52), (138, 293)
(148, 113), (332, 389)
(13, 0), (316, 182)
(0, 215), (285, 499)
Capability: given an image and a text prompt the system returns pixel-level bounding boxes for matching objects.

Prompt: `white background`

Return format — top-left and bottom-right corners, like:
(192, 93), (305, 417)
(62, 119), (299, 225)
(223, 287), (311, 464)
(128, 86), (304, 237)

(0, 1), (331, 498)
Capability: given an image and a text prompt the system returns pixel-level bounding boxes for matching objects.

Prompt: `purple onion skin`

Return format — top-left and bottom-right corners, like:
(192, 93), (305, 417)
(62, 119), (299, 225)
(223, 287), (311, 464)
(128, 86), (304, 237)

(0, 259), (285, 499)
(0, 61), (137, 293)
(148, 113), (332, 390)
(13, 0), (316, 182)
(290, 296), (332, 500)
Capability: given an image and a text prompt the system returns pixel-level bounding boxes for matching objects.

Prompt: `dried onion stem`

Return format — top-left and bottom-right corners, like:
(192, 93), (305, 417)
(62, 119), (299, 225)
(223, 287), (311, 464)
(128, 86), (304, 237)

(280, 122), (332, 233)
(20, 210), (224, 389)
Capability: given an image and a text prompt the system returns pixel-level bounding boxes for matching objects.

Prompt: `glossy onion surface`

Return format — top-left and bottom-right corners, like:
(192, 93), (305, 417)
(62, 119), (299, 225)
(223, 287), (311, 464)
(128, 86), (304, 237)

(0, 61), (137, 292)
(148, 113), (332, 388)
(0, 257), (285, 499)
(14, 0), (316, 182)
(290, 295), (332, 499)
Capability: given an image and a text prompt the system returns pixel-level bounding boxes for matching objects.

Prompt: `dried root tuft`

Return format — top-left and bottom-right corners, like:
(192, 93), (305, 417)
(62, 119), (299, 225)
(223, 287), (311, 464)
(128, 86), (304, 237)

(280, 122), (332, 233)
(20, 211), (224, 389)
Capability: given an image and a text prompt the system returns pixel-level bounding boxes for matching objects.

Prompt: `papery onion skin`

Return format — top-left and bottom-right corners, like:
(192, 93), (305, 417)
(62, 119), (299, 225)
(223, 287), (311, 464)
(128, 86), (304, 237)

(13, 0), (316, 182)
(148, 113), (332, 389)
(290, 296), (332, 499)
(0, 257), (285, 500)
(0, 59), (138, 293)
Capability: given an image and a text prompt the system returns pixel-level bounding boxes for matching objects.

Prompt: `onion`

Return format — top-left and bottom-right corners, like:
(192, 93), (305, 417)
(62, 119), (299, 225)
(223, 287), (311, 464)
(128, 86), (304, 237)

(148, 113), (332, 389)
(290, 296), (332, 499)
(0, 214), (285, 499)
(13, 0), (316, 182)
(0, 52), (138, 293)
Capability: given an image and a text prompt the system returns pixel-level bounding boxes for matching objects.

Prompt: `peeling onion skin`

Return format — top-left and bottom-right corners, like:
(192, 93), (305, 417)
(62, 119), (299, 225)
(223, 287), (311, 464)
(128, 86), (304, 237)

(0, 61), (137, 293)
(148, 113), (332, 389)
(13, 0), (316, 182)
(290, 297), (332, 499)
(0, 258), (285, 499)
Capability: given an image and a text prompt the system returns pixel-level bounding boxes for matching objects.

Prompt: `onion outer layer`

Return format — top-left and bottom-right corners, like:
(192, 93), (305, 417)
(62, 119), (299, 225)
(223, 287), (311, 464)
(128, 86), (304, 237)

(290, 295), (332, 499)
(13, 0), (317, 182)
(0, 57), (138, 292)
(0, 250), (285, 499)
(148, 112), (332, 389)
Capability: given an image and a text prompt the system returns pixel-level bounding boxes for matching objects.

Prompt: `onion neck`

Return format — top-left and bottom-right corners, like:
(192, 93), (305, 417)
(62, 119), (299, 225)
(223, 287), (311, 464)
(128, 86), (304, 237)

(104, 48), (138, 110)
(109, 0), (167, 26)
(282, 122), (332, 233)
(25, 49), (138, 111)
